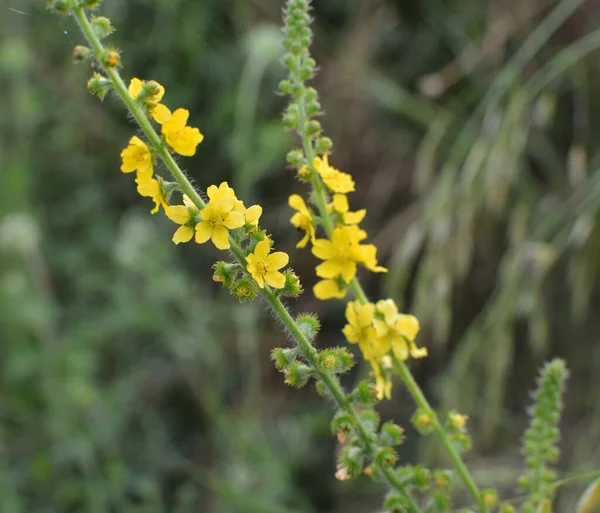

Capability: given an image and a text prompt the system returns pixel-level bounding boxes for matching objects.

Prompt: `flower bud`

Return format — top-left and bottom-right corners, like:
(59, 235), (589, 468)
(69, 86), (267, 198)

(375, 447), (398, 468)
(45, 0), (71, 14)
(278, 270), (302, 297)
(212, 261), (237, 288)
(295, 313), (320, 341)
(412, 408), (435, 435)
(230, 278), (258, 303)
(81, 0), (103, 8)
(101, 48), (121, 68)
(304, 119), (321, 138)
(91, 15), (115, 38)
(270, 347), (298, 371)
(278, 79), (293, 95)
(73, 45), (91, 62)
(482, 489), (498, 508)
(286, 149), (305, 169)
(352, 380), (377, 406)
(380, 422), (405, 447)
(87, 72), (112, 100)
(284, 361), (312, 388)
(314, 137), (333, 154)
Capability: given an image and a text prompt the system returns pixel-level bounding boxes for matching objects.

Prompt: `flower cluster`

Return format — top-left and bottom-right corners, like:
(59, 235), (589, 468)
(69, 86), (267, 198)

(343, 299), (427, 399)
(290, 158), (387, 300)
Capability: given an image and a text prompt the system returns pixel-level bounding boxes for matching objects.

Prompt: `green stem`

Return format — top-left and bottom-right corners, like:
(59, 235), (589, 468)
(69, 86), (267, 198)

(392, 356), (486, 512)
(293, 59), (486, 513)
(72, 6), (421, 512)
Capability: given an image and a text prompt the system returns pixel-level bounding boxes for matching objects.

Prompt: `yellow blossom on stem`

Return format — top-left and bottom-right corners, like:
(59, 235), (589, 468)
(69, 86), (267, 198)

(312, 227), (360, 283)
(206, 182), (262, 229)
(353, 244), (387, 273)
(313, 278), (347, 300)
(246, 239), (289, 289)
(195, 194), (245, 250)
(165, 195), (200, 244)
(135, 173), (168, 214)
(289, 194), (316, 248)
(374, 299), (426, 360)
(161, 108), (204, 156)
(314, 155), (355, 193)
(342, 300), (377, 350)
(120, 136), (153, 177)
(128, 78), (170, 123)
(327, 194), (366, 225)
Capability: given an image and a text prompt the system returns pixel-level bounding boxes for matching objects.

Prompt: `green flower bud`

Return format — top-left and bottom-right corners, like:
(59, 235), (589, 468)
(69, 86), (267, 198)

(91, 15), (115, 38)
(270, 347), (298, 371)
(380, 422), (405, 447)
(284, 361), (312, 388)
(279, 270), (302, 297)
(230, 278), (258, 303)
(46, 0), (71, 15)
(331, 411), (353, 439)
(352, 380), (377, 406)
(304, 119), (321, 138)
(314, 137), (333, 155)
(73, 45), (91, 62)
(411, 408), (435, 435)
(101, 47), (121, 68)
(413, 465), (432, 489)
(278, 79), (293, 95)
(87, 72), (112, 100)
(375, 447), (398, 468)
(295, 312), (320, 340)
(286, 149), (305, 169)
(212, 261), (237, 288)
(358, 410), (380, 433)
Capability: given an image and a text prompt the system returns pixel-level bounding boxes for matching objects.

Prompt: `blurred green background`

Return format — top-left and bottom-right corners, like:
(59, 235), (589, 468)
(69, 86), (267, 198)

(2, 0), (600, 511)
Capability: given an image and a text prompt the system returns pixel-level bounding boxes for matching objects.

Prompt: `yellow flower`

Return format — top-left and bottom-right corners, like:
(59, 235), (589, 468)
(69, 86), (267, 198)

(314, 155), (355, 193)
(327, 194), (366, 225)
(135, 173), (168, 214)
(372, 359), (392, 400)
(289, 194), (316, 248)
(313, 278), (347, 300)
(128, 78), (170, 123)
(165, 195), (200, 244)
(206, 182), (262, 229)
(312, 227), (360, 283)
(195, 195), (245, 250)
(246, 239), (289, 289)
(374, 299), (426, 360)
(449, 412), (468, 429)
(120, 136), (153, 177)
(352, 244), (387, 273)
(161, 108), (204, 156)
(342, 300), (377, 349)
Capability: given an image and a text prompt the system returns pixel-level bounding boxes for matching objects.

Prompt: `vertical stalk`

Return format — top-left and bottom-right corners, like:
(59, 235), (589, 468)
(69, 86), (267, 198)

(71, 6), (422, 512)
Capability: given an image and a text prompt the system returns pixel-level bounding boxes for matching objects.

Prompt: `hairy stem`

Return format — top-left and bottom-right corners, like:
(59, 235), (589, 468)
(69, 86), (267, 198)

(295, 72), (486, 513)
(72, 5), (421, 512)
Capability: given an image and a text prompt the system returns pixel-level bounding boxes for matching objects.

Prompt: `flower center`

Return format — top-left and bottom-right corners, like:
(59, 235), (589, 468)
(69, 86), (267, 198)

(256, 261), (268, 275)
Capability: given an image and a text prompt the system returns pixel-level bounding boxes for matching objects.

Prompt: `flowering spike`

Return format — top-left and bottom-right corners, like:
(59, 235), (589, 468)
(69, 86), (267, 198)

(519, 359), (568, 511)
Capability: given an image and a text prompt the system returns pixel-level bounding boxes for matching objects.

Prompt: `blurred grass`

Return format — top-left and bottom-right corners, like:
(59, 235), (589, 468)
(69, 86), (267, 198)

(2, 0), (600, 511)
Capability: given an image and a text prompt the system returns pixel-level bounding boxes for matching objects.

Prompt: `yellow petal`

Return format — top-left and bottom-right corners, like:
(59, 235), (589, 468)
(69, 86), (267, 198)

(253, 239), (271, 261)
(344, 209), (366, 225)
(265, 271), (286, 289)
(314, 279), (346, 300)
(169, 108), (189, 130)
(223, 211), (245, 230)
(288, 194), (309, 215)
(211, 225), (230, 250)
(332, 194), (349, 213)
(311, 239), (337, 260)
(151, 103), (172, 124)
(315, 260), (344, 279)
(245, 205), (262, 225)
(172, 225), (194, 244)
(266, 251), (289, 271)
(340, 260), (357, 282)
(195, 222), (212, 244)
(128, 78), (142, 98)
(165, 205), (190, 225)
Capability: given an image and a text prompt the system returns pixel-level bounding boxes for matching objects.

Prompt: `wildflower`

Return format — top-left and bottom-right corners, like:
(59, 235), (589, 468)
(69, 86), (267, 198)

(289, 194), (316, 248)
(374, 299), (426, 360)
(128, 78), (170, 123)
(204, 182), (262, 229)
(313, 278), (348, 300)
(353, 244), (387, 273)
(312, 227), (361, 283)
(342, 300), (377, 349)
(314, 155), (355, 193)
(246, 239), (289, 289)
(195, 195), (245, 250)
(449, 412), (468, 429)
(120, 136), (153, 177)
(165, 195), (200, 244)
(135, 173), (168, 214)
(328, 194), (366, 225)
(161, 108), (204, 156)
